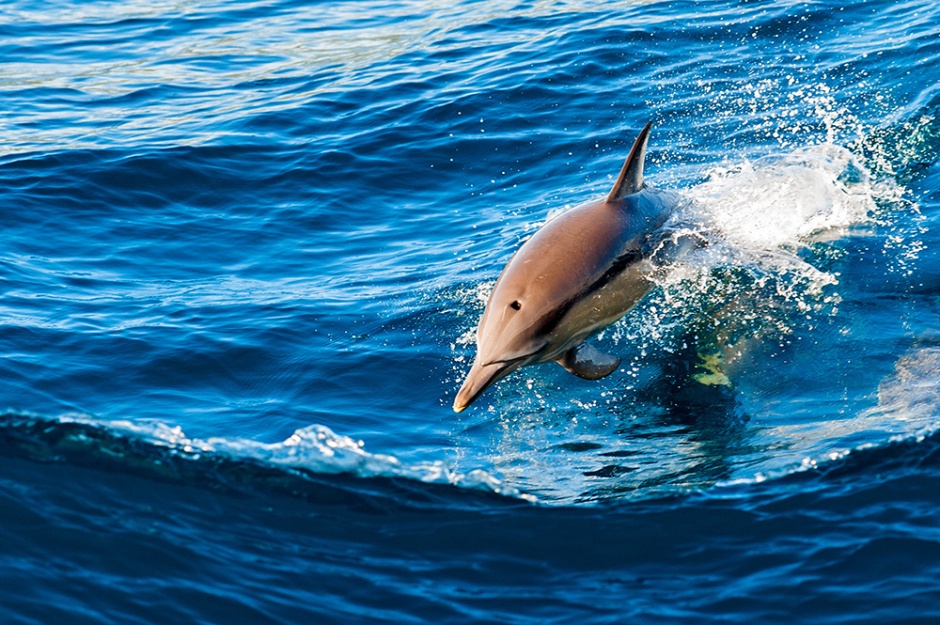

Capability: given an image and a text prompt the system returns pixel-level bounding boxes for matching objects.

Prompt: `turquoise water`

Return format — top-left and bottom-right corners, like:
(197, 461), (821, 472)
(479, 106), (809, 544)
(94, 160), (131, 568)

(1, 0), (939, 622)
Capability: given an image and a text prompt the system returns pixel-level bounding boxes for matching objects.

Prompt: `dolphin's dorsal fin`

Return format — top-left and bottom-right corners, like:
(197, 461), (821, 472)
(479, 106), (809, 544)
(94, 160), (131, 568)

(606, 121), (652, 202)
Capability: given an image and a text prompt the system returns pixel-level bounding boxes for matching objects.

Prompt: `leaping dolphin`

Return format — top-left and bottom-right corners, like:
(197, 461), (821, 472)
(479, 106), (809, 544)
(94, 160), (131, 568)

(453, 122), (680, 413)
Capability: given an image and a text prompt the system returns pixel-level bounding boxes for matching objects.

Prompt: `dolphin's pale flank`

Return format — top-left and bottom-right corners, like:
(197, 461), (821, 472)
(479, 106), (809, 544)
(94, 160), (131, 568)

(453, 122), (679, 413)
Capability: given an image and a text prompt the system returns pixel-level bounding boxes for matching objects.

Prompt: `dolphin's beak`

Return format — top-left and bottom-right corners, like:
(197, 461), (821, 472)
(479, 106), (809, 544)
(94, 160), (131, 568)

(453, 360), (515, 413)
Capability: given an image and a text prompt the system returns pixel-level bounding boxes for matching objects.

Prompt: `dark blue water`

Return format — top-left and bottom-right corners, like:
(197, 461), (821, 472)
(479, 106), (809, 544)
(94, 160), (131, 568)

(2, 0), (940, 622)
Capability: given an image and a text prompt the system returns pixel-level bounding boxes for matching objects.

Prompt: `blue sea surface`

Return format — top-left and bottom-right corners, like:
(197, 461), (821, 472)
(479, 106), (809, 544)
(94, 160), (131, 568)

(1, 0), (940, 622)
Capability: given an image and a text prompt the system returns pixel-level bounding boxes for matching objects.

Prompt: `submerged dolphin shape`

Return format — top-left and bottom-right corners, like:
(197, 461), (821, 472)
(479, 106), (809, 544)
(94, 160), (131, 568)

(453, 122), (680, 412)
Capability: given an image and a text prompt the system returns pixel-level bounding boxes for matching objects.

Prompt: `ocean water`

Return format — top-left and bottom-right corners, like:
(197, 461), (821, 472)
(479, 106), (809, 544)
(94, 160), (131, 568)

(1, 0), (939, 622)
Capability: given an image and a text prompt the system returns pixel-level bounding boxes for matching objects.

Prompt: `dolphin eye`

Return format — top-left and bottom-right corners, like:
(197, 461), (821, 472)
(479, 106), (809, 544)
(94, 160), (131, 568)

(509, 300), (521, 311)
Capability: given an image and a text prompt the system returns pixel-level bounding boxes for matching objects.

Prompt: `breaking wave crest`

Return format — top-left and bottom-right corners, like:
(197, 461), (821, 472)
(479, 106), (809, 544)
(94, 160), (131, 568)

(0, 411), (535, 504)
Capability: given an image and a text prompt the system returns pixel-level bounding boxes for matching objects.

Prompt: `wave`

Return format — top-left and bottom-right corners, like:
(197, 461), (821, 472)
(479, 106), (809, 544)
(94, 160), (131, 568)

(3, 409), (938, 625)
(0, 411), (534, 510)
(3, 407), (939, 515)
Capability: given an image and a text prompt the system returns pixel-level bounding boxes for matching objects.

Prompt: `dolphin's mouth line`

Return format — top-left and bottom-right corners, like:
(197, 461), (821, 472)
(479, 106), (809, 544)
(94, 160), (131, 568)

(481, 341), (550, 368)
(482, 355), (531, 367)
(472, 359), (523, 388)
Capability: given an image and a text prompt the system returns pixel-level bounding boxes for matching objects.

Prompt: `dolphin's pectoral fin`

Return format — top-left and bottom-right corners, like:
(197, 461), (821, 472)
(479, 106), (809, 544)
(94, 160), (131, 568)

(556, 343), (621, 380)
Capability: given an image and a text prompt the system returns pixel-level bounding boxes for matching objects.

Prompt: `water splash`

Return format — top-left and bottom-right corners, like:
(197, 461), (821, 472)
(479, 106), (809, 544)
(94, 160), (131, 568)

(614, 141), (915, 359)
(689, 145), (877, 247)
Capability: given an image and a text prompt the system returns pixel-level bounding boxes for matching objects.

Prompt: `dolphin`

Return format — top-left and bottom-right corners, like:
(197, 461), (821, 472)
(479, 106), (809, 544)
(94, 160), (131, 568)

(453, 122), (680, 413)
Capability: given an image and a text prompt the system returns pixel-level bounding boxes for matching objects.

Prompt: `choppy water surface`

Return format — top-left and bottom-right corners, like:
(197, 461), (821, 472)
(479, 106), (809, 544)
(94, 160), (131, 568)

(1, 0), (939, 622)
